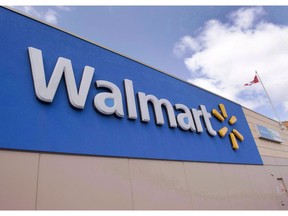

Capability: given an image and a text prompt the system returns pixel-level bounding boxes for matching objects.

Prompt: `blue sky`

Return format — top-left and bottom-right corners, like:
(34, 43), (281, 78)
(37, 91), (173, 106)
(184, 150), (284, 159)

(10, 4), (288, 122)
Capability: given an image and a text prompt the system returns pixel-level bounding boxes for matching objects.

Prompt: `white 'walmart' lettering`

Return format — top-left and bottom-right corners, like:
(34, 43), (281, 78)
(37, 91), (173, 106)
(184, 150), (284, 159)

(28, 47), (217, 136)
(28, 47), (94, 109)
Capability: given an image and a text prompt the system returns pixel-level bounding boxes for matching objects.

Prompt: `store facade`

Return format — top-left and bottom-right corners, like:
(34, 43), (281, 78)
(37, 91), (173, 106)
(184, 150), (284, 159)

(0, 6), (287, 210)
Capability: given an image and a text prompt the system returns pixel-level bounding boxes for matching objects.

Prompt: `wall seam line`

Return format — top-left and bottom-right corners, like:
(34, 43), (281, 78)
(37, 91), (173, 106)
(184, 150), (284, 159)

(182, 162), (194, 210)
(34, 153), (41, 210)
(127, 159), (135, 210)
(219, 164), (232, 209)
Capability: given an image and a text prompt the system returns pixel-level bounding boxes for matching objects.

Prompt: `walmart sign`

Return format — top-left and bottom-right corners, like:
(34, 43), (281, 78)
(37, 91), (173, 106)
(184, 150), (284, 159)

(0, 7), (263, 164)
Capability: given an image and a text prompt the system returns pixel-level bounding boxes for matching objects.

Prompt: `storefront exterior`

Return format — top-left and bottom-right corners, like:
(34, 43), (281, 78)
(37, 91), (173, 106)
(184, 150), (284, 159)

(0, 6), (287, 210)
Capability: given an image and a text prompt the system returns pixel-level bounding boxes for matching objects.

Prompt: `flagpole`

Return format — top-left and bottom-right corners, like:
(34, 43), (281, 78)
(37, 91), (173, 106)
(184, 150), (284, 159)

(255, 71), (282, 125)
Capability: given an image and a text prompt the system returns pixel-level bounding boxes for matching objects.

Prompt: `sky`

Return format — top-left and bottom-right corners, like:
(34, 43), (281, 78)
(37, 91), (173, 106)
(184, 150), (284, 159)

(9, 3), (288, 122)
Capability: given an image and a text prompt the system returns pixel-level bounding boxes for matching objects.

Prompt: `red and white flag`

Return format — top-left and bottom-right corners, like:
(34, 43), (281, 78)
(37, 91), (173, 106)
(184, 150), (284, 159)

(244, 75), (259, 86)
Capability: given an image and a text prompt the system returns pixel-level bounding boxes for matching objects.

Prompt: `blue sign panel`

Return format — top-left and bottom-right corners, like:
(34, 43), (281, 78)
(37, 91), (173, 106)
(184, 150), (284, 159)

(0, 7), (263, 165)
(256, 125), (282, 143)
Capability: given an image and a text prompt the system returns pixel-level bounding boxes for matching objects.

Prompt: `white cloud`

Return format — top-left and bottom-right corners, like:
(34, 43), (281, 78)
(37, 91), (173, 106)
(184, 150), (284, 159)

(44, 9), (58, 24)
(173, 36), (200, 57)
(174, 7), (288, 120)
(16, 6), (41, 18)
(228, 7), (265, 30)
(12, 6), (71, 25)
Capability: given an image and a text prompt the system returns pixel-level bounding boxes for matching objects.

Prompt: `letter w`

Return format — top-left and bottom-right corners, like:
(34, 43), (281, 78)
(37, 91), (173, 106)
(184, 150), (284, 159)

(28, 47), (94, 109)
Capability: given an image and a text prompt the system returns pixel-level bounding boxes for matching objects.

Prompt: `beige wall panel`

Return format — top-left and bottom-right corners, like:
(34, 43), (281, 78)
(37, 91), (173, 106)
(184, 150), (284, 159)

(245, 165), (279, 209)
(0, 150), (39, 210)
(246, 121), (256, 129)
(258, 147), (288, 159)
(184, 162), (230, 210)
(256, 142), (288, 152)
(259, 148), (288, 159)
(220, 164), (258, 209)
(278, 166), (288, 209)
(129, 159), (191, 210)
(244, 115), (274, 127)
(275, 157), (288, 166)
(264, 166), (288, 209)
(36, 154), (133, 210)
(261, 156), (277, 165)
(243, 108), (280, 127)
(243, 108), (288, 135)
(243, 107), (288, 160)
(250, 130), (259, 139)
(278, 166), (288, 191)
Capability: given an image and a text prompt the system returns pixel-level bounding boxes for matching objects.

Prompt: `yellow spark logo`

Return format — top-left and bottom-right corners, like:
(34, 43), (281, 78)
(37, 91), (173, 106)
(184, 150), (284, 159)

(212, 104), (244, 150)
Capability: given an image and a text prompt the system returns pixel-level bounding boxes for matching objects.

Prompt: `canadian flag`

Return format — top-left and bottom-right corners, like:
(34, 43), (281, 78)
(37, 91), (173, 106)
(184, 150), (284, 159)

(244, 75), (259, 86)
